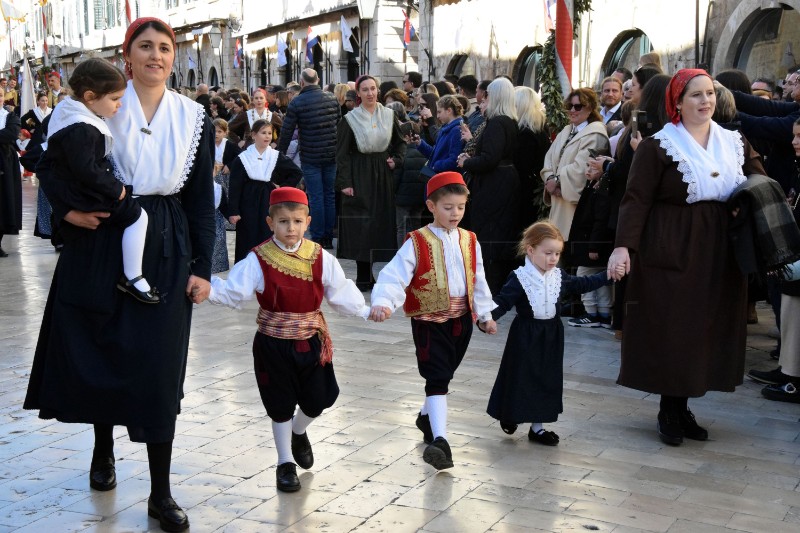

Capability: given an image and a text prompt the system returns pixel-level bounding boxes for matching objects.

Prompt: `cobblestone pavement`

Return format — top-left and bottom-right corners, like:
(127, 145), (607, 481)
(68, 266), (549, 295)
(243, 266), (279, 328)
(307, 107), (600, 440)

(0, 180), (798, 533)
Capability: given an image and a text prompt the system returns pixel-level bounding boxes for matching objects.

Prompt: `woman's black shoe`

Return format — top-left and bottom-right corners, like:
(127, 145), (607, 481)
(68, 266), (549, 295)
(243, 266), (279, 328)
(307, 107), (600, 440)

(528, 428), (559, 446)
(89, 457), (116, 491)
(117, 275), (160, 304)
(500, 421), (518, 435)
(657, 411), (684, 445)
(276, 462), (301, 492)
(679, 409), (708, 441)
(147, 496), (189, 532)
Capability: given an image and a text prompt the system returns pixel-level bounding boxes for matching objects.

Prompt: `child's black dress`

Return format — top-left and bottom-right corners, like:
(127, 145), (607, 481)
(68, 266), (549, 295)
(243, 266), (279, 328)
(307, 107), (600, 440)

(487, 263), (609, 424)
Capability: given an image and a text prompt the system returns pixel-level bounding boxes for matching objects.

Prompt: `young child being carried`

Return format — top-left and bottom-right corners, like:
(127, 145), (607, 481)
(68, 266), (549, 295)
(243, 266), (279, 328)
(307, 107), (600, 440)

(201, 187), (370, 493)
(369, 171), (497, 471)
(44, 58), (158, 303)
(487, 222), (623, 446)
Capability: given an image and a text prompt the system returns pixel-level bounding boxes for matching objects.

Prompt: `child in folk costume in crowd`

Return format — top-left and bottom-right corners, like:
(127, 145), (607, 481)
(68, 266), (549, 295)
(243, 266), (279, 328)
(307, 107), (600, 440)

(370, 172), (497, 470)
(43, 58), (159, 304)
(16, 129), (32, 179)
(204, 187), (370, 492)
(487, 222), (622, 445)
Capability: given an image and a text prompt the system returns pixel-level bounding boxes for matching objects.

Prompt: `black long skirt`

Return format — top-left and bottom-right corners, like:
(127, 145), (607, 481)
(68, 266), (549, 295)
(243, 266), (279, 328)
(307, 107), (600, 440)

(24, 195), (195, 442)
(233, 179), (275, 263)
(487, 316), (564, 424)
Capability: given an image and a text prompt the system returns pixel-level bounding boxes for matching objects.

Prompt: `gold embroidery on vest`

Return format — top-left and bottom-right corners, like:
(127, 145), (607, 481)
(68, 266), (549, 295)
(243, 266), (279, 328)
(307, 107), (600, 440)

(254, 239), (321, 281)
(458, 228), (475, 309)
(408, 227), (452, 316)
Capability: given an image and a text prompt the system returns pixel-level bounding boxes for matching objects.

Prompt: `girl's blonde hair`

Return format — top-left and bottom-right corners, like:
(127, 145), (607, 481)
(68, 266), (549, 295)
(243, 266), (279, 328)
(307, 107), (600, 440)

(517, 221), (564, 256)
(514, 86), (546, 133)
(485, 77), (518, 121)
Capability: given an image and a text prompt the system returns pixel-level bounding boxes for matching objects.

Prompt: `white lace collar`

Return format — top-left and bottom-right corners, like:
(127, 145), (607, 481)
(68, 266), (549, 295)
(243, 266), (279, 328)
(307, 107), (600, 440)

(47, 97), (113, 155)
(33, 106), (51, 123)
(513, 258), (562, 319)
(344, 104), (394, 153)
(214, 138), (227, 163)
(654, 121), (745, 204)
(0, 108), (8, 130)
(108, 80), (205, 195)
(238, 144), (279, 183)
(247, 107), (272, 127)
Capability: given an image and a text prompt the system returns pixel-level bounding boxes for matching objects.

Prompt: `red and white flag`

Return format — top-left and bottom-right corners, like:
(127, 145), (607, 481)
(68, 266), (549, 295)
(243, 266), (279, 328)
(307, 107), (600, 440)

(125, 0), (132, 27)
(555, 0), (573, 96)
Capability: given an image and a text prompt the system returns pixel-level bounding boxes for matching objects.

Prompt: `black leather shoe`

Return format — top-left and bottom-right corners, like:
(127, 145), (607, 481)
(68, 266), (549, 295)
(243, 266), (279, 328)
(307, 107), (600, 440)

(291, 431), (314, 470)
(118, 275), (160, 304)
(528, 428), (559, 446)
(680, 409), (709, 441)
(423, 437), (454, 470)
(657, 411), (684, 445)
(89, 457), (117, 491)
(415, 413), (433, 444)
(276, 462), (301, 492)
(147, 496), (189, 532)
(748, 366), (790, 385)
(500, 421), (518, 435)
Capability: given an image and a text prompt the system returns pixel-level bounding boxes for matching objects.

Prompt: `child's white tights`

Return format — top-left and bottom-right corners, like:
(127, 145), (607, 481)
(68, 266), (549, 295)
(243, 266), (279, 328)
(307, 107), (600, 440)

(122, 210), (151, 293)
(292, 409), (315, 435)
(427, 395), (447, 440)
(272, 420), (293, 465)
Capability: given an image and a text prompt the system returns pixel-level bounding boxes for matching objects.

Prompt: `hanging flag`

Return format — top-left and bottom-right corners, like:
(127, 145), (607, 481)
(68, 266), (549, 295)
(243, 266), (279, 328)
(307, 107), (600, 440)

(187, 49), (197, 70)
(19, 58), (35, 117)
(306, 26), (319, 63)
(0, 0), (28, 21)
(41, 7), (48, 64)
(277, 35), (287, 67)
(125, 0), (132, 27)
(402, 11), (416, 49)
(340, 15), (354, 53)
(555, 0), (573, 97)
(543, 0), (556, 33)
(233, 39), (242, 68)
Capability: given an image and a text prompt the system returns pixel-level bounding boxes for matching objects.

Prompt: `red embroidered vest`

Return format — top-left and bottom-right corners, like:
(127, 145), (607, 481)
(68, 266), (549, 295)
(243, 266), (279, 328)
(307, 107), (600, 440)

(403, 227), (477, 317)
(252, 239), (324, 313)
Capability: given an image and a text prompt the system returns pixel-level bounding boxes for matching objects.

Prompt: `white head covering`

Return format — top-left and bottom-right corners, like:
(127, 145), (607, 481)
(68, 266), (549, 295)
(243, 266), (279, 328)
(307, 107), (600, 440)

(47, 97), (113, 155)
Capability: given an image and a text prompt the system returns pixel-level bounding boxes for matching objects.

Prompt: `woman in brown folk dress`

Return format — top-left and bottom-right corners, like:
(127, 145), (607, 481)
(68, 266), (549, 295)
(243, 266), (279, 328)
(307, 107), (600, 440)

(607, 69), (765, 446)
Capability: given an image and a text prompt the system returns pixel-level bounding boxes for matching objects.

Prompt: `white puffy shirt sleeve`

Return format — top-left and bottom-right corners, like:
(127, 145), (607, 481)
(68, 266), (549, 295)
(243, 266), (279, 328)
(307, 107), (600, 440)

(472, 240), (497, 322)
(370, 238), (417, 312)
(209, 252), (264, 309)
(321, 250), (370, 319)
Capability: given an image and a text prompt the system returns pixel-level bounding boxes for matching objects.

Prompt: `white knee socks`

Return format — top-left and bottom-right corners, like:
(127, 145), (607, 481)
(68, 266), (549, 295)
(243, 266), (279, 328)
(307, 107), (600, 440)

(292, 409), (315, 435)
(122, 210), (151, 293)
(427, 395), (447, 440)
(272, 420), (293, 465)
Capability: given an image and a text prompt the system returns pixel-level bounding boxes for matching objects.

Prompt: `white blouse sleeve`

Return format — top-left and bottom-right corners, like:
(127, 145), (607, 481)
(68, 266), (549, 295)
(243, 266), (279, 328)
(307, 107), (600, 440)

(472, 241), (497, 322)
(370, 239), (417, 311)
(209, 252), (264, 309)
(321, 250), (370, 319)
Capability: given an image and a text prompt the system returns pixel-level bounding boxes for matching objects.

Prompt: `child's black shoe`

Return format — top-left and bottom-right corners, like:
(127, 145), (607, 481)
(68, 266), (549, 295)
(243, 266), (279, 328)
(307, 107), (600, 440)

(528, 428), (559, 446)
(118, 275), (160, 304)
(291, 431), (314, 469)
(276, 462), (301, 492)
(415, 413), (433, 444)
(423, 437), (454, 470)
(500, 421), (518, 435)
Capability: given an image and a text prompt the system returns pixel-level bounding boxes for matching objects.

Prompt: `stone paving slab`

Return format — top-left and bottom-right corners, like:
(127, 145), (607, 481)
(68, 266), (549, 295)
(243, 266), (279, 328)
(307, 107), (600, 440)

(0, 180), (798, 532)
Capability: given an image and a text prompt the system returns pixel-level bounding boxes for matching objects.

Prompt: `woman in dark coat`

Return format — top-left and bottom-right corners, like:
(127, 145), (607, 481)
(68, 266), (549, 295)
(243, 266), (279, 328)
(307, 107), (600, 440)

(24, 18), (215, 531)
(20, 92), (51, 145)
(607, 69), (766, 446)
(0, 90), (21, 257)
(336, 75), (406, 290)
(458, 77), (520, 293)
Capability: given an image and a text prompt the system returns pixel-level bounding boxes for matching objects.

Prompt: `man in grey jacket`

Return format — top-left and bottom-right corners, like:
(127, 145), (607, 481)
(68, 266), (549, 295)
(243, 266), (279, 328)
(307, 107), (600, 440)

(277, 69), (341, 247)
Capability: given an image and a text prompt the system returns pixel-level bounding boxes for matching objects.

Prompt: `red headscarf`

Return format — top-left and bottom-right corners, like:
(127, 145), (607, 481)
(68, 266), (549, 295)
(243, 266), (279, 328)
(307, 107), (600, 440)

(122, 17), (176, 79)
(665, 68), (712, 125)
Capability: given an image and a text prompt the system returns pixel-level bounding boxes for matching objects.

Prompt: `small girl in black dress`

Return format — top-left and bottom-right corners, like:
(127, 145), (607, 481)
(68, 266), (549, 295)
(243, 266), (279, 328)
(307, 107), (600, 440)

(45, 58), (158, 303)
(488, 222), (623, 445)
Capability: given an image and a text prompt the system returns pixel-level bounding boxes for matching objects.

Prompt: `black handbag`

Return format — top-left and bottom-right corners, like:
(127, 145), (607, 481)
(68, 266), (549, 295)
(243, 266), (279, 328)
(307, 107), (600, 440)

(419, 164), (436, 181)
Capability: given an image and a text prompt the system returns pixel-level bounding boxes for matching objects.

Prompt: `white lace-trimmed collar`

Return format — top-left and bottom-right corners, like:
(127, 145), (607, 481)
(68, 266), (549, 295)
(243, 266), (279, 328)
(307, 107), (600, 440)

(47, 97), (113, 155)
(33, 106), (51, 123)
(513, 258), (562, 319)
(654, 121), (745, 204)
(108, 80), (205, 196)
(247, 107), (272, 127)
(0, 107), (8, 130)
(214, 138), (227, 163)
(344, 104), (394, 153)
(238, 144), (279, 183)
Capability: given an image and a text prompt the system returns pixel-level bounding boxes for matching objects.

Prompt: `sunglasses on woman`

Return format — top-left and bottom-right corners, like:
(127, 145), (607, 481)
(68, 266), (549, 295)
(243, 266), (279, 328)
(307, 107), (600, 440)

(565, 103), (584, 111)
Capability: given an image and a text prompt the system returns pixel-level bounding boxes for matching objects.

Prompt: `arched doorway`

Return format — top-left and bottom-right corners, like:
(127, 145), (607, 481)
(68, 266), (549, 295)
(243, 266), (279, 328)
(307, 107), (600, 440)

(512, 46), (543, 91)
(601, 29), (652, 77)
(187, 69), (196, 89)
(446, 54), (476, 78)
(208, 66), (218, 87)
(169, 72), (177, 89)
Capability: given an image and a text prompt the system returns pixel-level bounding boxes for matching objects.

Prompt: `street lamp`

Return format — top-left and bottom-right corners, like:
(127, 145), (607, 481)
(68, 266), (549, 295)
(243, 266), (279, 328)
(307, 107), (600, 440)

(209, 25), (224, 85)
(357, 0), (378, 19)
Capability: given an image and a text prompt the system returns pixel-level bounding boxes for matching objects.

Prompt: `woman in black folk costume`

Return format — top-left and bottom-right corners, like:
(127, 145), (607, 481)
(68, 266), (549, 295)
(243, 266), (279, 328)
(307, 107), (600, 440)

(228, 118), (302, 263)
(24, 18), (215, 533)
(211, 117), (241, 273)
(21, 92), (52, 145)
(488, 222), (617, 446)
(0, 90), (22, 257)
(336, 74), (406, 290)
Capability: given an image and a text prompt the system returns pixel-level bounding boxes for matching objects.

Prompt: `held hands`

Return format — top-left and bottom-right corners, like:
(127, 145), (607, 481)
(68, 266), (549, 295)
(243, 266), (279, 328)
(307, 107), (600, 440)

(457, 153), (469, 168)
(186, 275), (210, 304)
(228, 215), (241, 225)
(341, 187), (355, 197)
(479, 319), (498, 335)
(386, 157), (396, 170)
(368, 306), (392, 322)
(544, 178), (562, 198)
(607, 246), (630, 281)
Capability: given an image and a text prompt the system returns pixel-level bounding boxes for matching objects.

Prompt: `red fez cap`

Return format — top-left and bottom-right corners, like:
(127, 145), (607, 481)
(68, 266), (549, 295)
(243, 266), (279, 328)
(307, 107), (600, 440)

(270, 187), (308, 206)
(427, 171), (467, 198)
(47, 71), (61, 79)
(19, 129), (31, 139)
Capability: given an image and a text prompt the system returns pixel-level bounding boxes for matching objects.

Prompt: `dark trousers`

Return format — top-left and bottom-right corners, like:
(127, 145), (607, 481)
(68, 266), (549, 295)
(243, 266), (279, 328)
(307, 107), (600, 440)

(411, 314), (474, 395)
